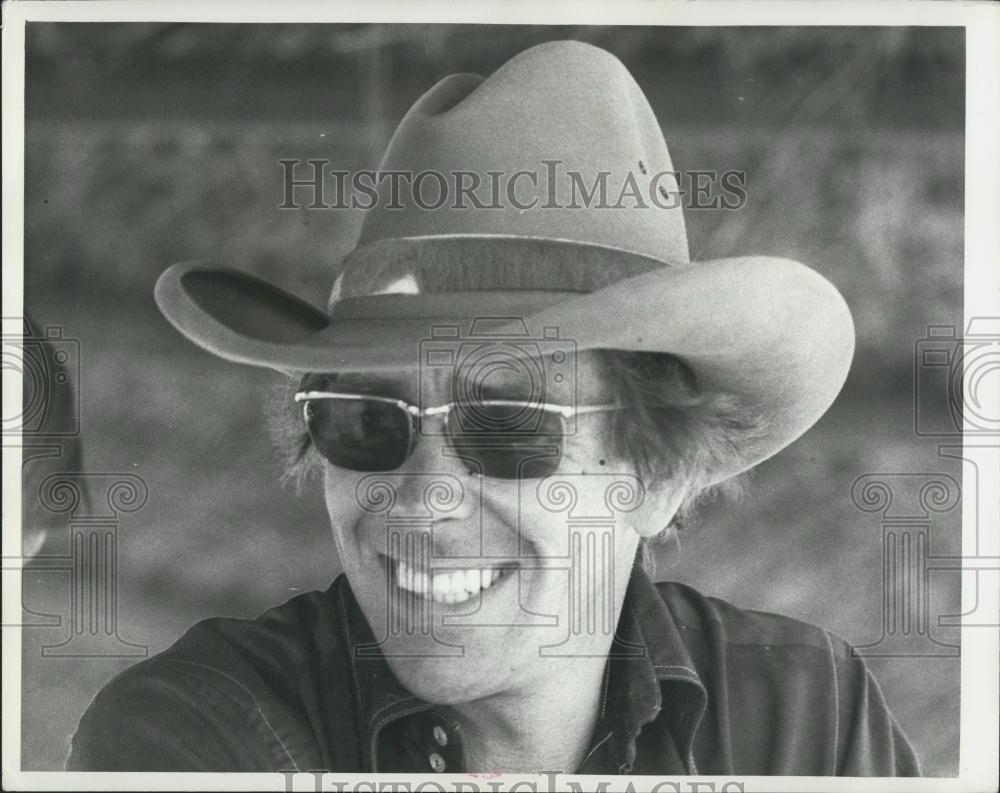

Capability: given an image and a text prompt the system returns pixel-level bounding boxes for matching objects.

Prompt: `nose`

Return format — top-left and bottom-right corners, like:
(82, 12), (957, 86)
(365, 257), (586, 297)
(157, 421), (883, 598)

(379, 411), (477, 521)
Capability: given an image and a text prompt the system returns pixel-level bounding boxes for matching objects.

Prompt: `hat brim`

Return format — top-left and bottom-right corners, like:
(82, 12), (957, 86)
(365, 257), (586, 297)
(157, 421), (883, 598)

(155, 241), (854, 484)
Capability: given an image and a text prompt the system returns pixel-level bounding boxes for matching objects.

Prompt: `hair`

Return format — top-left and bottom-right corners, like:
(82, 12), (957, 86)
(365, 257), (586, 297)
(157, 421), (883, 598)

(590, 349), (764, 572)
(267, 374), (323, 489)
(267, 350), (765, 573)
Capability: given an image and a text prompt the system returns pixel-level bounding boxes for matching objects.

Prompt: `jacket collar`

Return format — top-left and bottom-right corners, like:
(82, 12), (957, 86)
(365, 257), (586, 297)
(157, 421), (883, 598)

(335, 565), (708, 773)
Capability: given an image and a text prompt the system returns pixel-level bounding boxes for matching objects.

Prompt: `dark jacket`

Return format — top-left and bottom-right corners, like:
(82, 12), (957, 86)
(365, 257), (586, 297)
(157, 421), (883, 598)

(66, 568), (920, 775)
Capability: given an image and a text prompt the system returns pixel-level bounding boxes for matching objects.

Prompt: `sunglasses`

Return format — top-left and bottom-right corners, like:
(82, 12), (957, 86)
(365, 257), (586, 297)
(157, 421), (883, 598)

(294, 390), (621, 480)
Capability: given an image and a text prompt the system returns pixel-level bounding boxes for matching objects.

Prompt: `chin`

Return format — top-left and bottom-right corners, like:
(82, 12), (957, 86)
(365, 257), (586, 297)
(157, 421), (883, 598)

(385, 649), (513, 705)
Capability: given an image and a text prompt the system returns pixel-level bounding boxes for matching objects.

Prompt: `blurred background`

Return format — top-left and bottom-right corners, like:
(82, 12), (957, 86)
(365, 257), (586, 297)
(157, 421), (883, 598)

(20, 24), (964, 774)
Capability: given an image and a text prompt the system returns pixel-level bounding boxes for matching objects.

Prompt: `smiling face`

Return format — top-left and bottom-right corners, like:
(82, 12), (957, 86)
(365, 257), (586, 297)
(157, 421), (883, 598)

(314, 350), (685, 705)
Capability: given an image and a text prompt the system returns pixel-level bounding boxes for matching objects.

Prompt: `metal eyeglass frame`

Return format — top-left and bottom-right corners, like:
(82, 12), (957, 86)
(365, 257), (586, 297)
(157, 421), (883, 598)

(293, 390), (622, 438)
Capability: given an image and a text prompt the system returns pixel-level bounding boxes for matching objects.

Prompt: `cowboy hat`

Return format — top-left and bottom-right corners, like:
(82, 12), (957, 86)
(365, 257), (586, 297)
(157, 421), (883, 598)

(155, 40), (854, 484)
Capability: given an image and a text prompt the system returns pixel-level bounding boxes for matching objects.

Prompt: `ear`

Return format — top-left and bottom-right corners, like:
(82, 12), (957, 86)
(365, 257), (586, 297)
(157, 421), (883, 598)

(630, 478), (690, 539)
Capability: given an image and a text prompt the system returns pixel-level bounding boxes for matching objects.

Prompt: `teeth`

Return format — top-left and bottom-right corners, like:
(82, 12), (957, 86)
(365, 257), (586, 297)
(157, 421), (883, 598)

(396, 560), (507, 604)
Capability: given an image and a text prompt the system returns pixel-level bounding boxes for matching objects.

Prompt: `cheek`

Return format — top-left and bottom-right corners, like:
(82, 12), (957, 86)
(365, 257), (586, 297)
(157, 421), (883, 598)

(561, 418), (628, 477)
(512, 478), (645, 566)
(322, 467), (368, 556)
(554, 435), (650, 553)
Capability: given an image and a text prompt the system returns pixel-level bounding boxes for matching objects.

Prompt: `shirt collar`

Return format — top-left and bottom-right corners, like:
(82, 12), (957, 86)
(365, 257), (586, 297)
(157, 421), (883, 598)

(336, 565), (708, 774)
(597, 564), (708, 773)
(335, 581), (435, 771)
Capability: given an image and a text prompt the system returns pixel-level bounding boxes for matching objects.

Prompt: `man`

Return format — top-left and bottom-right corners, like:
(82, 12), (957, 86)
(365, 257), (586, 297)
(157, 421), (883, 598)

(67, 40), (919, 776)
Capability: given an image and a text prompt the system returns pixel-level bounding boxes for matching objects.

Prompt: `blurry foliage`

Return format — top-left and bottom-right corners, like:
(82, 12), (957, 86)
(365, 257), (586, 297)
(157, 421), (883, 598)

(27, 24), (963, 127)
(27, 23), (962, 72)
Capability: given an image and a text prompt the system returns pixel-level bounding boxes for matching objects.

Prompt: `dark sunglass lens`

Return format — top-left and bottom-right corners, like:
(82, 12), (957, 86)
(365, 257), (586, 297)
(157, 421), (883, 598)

(448, 403), (564, 479)
(305, 399), (411, 471)
(447, 440), (561, 480)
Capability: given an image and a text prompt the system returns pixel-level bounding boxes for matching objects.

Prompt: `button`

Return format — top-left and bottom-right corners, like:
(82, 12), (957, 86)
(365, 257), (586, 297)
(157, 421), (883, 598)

(433, 725), (448, 746)
(428, 752), (446, 772)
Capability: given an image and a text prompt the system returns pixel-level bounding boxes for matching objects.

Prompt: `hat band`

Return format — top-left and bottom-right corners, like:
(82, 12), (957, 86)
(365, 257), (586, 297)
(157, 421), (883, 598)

(328, 290), (575, 322)
(330, 235), (670, 310)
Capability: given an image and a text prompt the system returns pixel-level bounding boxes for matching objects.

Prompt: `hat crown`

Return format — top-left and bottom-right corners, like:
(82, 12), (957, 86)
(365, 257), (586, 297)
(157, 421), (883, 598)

(347, 40), (689, 294)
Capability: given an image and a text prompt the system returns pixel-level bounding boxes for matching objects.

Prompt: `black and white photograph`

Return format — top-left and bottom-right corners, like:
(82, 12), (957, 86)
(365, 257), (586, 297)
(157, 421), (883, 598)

(3, 2), (998, 791)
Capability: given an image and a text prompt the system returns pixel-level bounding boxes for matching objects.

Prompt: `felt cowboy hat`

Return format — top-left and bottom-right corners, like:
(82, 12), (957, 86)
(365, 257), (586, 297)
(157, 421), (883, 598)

(155, 40), (854, 484)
